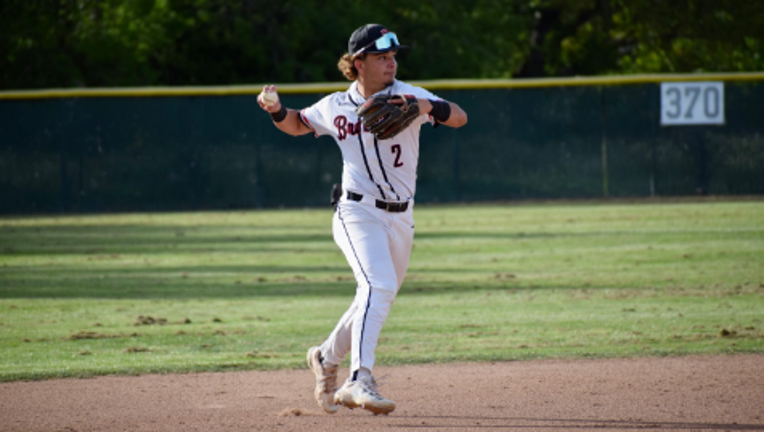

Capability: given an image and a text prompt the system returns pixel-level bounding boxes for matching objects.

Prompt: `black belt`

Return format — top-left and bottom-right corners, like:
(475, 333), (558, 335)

(347, 191), (409, 213)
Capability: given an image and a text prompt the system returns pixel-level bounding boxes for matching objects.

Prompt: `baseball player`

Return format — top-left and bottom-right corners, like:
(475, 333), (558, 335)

(257, 24), (467, 415)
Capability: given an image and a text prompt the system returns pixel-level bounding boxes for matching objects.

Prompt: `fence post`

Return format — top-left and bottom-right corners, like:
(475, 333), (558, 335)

(599, 87), (609, 198)
(650, 84), (658, 197)
(694, 127), (708, 195)
(452, 127), (460, 201)
(58, 98), (77, 212)
(59, 131), (69, 212)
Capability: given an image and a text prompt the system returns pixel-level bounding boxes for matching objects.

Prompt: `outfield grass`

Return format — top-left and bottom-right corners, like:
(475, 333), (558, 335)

(1, 199), (762, 381)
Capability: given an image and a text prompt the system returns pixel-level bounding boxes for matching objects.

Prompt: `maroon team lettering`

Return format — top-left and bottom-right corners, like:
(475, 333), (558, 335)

(334, 115), (366, 141)
(391, 144), (403, 167)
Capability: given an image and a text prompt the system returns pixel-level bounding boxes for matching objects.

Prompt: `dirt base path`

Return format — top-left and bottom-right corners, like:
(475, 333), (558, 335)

(2, 354), (763, 432)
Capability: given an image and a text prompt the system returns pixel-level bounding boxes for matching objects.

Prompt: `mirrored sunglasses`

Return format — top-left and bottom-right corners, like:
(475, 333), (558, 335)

(353, 33), (401, 57)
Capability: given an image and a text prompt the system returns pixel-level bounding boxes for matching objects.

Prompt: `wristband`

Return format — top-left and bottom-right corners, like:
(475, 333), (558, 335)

(428, 100), (451, 123)
(270, 105), (288, 123)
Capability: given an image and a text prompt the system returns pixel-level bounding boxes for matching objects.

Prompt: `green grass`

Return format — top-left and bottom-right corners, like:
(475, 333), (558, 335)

(1, 199), (763, 381)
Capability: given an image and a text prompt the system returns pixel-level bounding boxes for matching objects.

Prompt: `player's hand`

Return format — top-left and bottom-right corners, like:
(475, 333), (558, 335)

(416, 98), (432, 116)
(387, 97), (431, 116)
(258, 85), (282, 113)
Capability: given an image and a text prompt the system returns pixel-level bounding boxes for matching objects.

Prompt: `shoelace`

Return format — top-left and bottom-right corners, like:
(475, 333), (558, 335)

(320, 363), (338, 392)
(359, 377), (385, 400)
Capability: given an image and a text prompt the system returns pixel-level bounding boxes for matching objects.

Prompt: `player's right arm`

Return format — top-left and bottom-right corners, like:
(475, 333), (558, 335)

(257, 85), (311, 136)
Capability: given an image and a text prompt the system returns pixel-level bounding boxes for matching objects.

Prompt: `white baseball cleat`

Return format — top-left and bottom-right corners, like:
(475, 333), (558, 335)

(334, 376), (395, 415)
(306, 346), (339, 414)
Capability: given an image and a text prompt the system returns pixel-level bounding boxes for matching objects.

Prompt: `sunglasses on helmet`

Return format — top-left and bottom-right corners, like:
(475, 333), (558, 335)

(353, 32), (402, 57)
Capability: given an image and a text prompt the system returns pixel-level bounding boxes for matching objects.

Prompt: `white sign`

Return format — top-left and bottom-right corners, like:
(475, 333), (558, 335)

(660, 82), (724, 126)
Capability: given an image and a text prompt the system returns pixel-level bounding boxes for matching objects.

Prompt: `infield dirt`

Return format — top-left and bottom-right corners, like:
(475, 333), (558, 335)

(1, 354), (762, 432)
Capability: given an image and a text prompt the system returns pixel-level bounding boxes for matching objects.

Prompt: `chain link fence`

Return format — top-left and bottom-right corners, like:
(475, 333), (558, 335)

(1, 75), (762, 214)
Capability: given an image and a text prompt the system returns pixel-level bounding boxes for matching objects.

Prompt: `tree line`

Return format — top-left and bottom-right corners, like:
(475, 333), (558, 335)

(2, 0), (763, 90)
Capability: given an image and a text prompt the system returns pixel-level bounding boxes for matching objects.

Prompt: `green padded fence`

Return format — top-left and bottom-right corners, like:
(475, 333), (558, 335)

(1, 73), (763, 214)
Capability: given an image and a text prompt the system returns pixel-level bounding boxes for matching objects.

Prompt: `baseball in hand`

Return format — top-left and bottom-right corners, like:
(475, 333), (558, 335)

(262, 91), (279, 107)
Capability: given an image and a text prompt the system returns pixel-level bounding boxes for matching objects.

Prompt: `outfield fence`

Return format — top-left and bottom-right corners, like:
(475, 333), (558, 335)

(1, 73), (763, 214)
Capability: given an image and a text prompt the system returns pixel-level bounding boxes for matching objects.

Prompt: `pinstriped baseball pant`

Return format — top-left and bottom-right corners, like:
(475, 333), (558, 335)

(319, 199), (414, 376)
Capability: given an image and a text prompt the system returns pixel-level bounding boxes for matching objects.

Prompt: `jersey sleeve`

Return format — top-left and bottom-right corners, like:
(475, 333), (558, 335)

(299, 95), (336, 138)
(405, 84), (441, 101)
(397, 82), (442, 126)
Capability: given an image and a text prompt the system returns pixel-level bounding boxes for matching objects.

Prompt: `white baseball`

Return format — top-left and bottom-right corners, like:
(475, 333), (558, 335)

(262, 91), (279, 107)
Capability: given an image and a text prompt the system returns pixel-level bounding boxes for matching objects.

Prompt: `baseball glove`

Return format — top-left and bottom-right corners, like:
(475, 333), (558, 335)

(356, 94), (420, 140)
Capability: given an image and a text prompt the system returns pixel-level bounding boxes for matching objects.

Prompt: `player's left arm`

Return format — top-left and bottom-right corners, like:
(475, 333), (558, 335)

(417, 99), (467, 128)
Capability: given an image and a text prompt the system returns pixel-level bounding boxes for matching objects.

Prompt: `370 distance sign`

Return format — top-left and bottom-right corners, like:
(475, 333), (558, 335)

(660, 82), (725, 126)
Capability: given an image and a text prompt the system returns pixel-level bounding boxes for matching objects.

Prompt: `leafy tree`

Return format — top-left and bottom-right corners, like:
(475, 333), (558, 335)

(1, 0), (177, 88)
(1, 0), (762, 90)
(611, 0), (764, 73)
(515, 0), (764, 76)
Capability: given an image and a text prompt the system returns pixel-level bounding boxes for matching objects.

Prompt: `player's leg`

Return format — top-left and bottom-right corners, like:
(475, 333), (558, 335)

(307, 205), (377, 414)
(327, 206), (414, 371)
(389, 209), (415, 289)
(331, 203), (398, 374)
(307, 208), (367, 414)
(329, 203), (399, 414)
(318, 299), (357, 367)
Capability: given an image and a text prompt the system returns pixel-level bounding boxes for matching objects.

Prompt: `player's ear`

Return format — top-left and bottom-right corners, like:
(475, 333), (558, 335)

(353, 57), (365, 74)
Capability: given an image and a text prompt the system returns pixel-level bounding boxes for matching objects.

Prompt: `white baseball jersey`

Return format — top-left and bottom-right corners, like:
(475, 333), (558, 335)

(300, 79), (440, 202)
(300, 79), (443, 377)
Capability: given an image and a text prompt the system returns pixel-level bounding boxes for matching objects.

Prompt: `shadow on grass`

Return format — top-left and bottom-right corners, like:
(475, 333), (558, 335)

(2, 222), (746, 300)
(0, 267), (528, 299)
(0, 223), (571, 299)
(3, 222), (757, 255)
(0, 224), (335, 256)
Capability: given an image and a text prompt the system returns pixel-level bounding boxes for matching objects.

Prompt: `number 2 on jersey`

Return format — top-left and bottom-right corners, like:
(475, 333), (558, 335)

(391, 144), (404, 168)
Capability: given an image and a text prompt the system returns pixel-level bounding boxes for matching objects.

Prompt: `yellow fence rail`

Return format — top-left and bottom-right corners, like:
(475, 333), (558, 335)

(2, 72), (764, 100)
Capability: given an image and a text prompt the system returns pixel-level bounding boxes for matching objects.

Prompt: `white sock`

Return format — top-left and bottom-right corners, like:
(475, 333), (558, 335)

(319, 356), (337, 369)
(355, 367), (372, 381)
